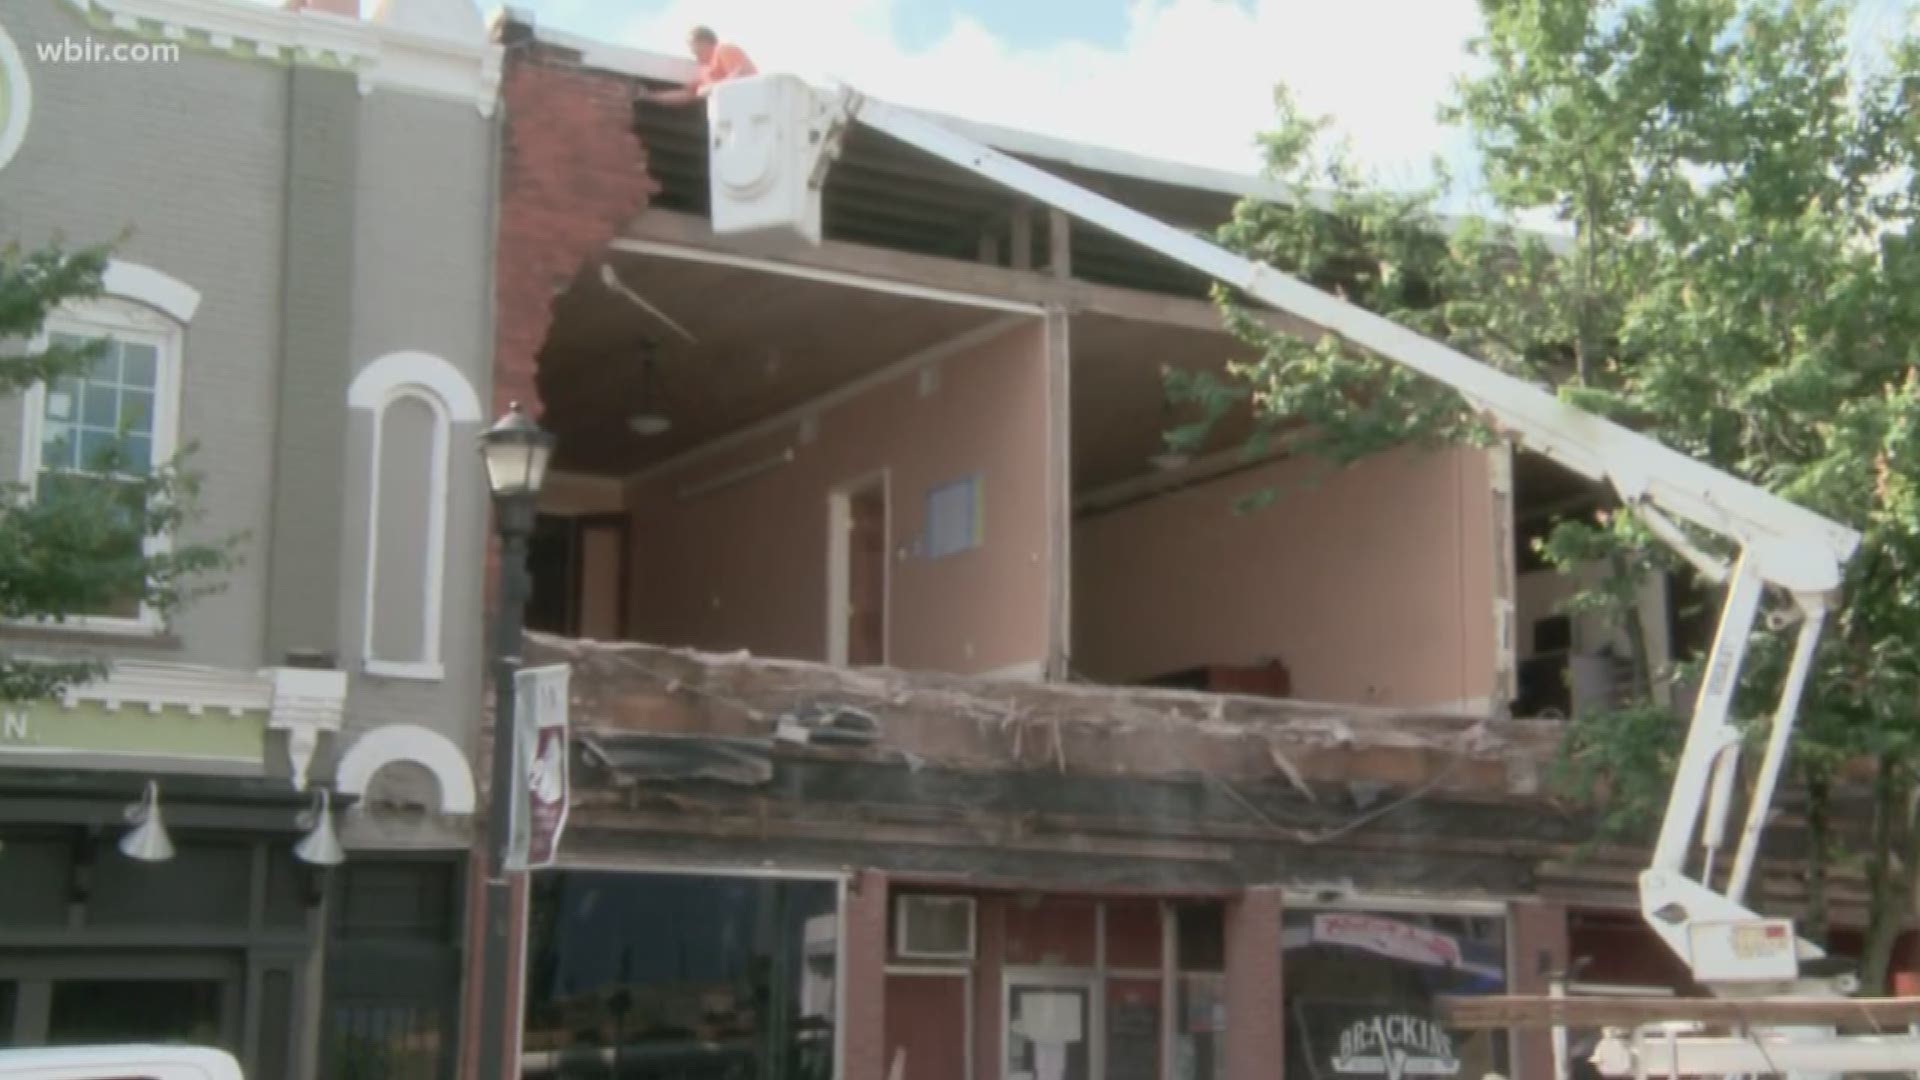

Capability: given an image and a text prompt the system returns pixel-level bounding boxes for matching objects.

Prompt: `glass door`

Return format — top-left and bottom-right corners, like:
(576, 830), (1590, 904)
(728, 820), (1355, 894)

(1006, 973), (1096, 1080)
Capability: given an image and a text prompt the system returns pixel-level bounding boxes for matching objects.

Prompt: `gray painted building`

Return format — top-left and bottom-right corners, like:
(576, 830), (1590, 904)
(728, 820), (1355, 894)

(0, 0), (500, 1075)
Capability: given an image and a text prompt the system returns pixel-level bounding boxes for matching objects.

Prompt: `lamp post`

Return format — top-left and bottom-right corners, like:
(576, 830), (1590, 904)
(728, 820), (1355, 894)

(476, 401), (554, 1080)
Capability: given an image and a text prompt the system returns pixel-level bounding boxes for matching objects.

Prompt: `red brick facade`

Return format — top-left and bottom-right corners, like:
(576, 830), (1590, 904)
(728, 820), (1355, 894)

(1510, 899), (1571, 1080)
(845, 869), (893, 1080)
(462, 35), (662, 1080)
(1225, 886), (1285, 1079)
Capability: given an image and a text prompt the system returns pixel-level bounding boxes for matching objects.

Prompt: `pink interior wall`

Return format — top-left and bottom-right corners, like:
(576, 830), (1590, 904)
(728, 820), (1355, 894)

(1072, 444), (1498, 708)
(626, 320), (1051, 674)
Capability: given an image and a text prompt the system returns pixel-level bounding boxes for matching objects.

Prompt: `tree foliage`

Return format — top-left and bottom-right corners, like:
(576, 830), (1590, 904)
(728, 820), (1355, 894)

(0, 238), (240, 702)
(1189, 0), (1920, 986)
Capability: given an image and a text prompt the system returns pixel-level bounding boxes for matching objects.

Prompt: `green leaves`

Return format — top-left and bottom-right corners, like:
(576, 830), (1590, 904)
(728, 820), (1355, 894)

(1216, 0), (1920, 970)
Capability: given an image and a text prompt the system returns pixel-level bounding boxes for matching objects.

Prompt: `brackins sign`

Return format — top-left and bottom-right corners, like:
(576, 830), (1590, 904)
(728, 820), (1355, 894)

(1329, 1013), (1460, 1080)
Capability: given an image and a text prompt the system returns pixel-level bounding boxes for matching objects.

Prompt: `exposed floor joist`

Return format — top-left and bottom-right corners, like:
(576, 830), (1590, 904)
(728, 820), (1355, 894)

(616, 209), (1316, 339)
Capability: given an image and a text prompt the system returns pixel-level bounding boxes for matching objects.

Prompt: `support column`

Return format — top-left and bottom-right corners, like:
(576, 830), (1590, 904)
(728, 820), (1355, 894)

(973, 897), (1007, 1080)
(844, 870), (891, 1080)
(1510, 899), (1570, 1080)
(1225, 886), (1284, 1080)
(1043, 306), (1072, 681)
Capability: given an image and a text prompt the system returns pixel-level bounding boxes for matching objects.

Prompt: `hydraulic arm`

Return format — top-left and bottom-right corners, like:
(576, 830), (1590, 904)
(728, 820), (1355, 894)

(703, 74), (1892, 1074)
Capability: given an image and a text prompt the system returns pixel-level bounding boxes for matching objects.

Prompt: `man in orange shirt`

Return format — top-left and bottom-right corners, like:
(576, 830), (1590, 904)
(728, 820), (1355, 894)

(637, 26), (758, 106)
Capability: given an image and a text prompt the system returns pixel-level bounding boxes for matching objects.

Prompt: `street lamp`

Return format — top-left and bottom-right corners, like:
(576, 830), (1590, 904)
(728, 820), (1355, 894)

(475, 400), (554, 1080)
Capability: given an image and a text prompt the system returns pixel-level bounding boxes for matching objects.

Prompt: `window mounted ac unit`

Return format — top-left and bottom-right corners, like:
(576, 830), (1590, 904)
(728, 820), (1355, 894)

(895, 894), (975, 961)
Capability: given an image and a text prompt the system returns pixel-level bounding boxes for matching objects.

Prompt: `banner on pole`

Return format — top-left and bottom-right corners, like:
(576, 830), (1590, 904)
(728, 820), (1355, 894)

(506, 663), (571, 870)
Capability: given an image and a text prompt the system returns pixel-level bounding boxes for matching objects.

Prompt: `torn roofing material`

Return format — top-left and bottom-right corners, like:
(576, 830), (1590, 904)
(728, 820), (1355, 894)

(523, 632), (1562, 802)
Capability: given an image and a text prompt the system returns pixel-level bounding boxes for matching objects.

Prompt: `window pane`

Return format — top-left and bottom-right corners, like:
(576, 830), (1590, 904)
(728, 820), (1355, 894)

(82, 381), (118, 428)
(44, 379), (76, 422)
(522, 872), (840, 1080)
(121, 343), (158, 388)
(121, 434), (152, 475)
(121, 389), (155, 435)
(47, 978), (226, 1047)
(79, 429), (118, 470)
(40, 423), (74, 470)
(88, 341), (121, 383)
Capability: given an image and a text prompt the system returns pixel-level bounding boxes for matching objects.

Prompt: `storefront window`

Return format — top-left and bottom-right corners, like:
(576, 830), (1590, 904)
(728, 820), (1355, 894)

(522, 871), (839, 1080)
(1282, 908), (1509, 1080)
(1173, 903), (1225, 1080)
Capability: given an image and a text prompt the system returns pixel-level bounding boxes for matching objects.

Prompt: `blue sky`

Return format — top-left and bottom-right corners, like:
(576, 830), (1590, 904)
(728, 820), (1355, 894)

(501, 0), (1908, 211)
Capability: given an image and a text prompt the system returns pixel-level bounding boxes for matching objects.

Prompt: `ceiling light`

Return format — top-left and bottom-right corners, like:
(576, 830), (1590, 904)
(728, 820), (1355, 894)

(629, 413), (672, 436)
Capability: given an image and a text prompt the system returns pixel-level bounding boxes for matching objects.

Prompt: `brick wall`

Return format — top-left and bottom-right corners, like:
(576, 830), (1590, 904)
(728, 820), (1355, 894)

(845, 869), (892, 1080)
(461, 35), (662, 1079)
(493, 38), (661, 425)
(1510, 899), (1570, 1080)
(484, 33), (661, 599)
(1225, 886), (1284, 1079)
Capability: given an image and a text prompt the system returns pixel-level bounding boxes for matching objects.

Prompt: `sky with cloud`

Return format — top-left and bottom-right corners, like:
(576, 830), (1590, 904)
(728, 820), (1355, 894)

(496, 0), (1912, 216)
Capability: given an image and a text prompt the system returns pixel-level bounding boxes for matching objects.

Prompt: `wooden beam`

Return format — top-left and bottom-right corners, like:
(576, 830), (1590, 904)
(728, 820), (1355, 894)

(1044, 305), (1072, 680)
(619, 208), (1316, 338)
(1049, 207), (1072, 279)
(1439, 995), (1920, 1030)
(1010, 205), (1034, 270)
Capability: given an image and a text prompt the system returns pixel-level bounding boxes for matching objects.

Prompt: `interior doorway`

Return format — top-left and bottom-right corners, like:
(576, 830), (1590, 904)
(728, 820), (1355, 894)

(828, 474), (889, 666)
(526, 512), (630, 641)
(1004, 971), (1096, 1080)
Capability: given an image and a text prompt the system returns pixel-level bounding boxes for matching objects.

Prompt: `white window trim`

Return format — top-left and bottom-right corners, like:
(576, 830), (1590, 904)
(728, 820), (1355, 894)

(348, 351), (481, 683)
(362, 386), (452, 682)
(0, 21), (32, 174)
(12, 292), (187, 637)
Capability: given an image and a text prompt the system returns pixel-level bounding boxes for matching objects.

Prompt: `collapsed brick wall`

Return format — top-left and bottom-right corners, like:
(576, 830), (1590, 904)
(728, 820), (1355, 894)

(492, 36), (661, 424)
(464, 31), (663, 1080)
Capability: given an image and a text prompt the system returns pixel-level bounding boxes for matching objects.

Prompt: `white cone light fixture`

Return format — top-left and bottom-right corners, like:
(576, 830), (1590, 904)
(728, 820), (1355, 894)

(293, 788), (345, 867)
(118, 779), (174, 862)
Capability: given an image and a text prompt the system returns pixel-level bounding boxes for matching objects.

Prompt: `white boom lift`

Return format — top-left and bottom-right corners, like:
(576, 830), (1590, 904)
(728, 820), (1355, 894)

(700, 74), (1916, 1075)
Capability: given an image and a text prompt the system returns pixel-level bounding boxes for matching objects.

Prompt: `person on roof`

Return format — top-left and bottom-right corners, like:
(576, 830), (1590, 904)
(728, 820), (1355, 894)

(637, 26), (757, 106)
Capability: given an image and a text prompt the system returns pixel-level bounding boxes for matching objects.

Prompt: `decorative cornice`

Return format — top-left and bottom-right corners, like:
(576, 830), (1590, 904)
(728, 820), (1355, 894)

(61, 0), (501, 115)
(60, 658), (273, 715)
(49, 658), (348, 789)
(266, 667), (348, 790)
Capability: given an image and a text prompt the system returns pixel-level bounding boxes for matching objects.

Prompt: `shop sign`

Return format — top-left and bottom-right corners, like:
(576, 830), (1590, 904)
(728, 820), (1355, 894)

(1329, 1012), (1460, 1080)
(507, 663), (570, 870)
(0, 700), (265, 763)
(1312, 913), (1463, 969)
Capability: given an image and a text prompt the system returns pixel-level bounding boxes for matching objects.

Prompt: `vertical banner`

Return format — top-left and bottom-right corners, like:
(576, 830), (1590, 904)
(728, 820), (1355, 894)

(506, 663), (571, 870)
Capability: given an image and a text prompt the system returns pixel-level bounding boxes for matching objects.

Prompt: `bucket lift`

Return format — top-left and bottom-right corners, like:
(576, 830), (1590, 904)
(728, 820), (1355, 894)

(697, 73), (1920, 1075)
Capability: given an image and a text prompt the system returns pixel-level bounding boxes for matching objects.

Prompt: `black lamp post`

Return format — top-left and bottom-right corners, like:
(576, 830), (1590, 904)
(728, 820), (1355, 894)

(476, 400), (554, 1080)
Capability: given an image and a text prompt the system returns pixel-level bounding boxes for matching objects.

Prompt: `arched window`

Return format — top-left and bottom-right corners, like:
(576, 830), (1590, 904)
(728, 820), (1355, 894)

(347, 351), (481, 680)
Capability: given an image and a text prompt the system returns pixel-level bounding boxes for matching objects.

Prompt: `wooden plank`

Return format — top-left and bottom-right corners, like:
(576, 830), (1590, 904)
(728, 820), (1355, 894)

(1438, 995), (1920, 1030)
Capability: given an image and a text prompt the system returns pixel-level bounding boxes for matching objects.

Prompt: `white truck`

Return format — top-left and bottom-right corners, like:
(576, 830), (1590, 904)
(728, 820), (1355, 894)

(701, 72), (1917, 1077)
(0, 1045), (243, 1080)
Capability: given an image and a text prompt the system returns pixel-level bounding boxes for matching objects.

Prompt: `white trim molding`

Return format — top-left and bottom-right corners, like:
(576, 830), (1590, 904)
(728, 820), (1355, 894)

(0, 20), (31, 173)
(347, 349), (483, 420)
(16, 658), (347, 788)
(266, 666), (348, 790)
(334, 722), (477, 814)
(101, 260), (202, 324)
(60, 0), (502, 115)
(349, 351), (481, 682)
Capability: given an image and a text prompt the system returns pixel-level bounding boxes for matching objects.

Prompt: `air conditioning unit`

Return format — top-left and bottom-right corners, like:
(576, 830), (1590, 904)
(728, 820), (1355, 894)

(895, 894), (976, 961)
